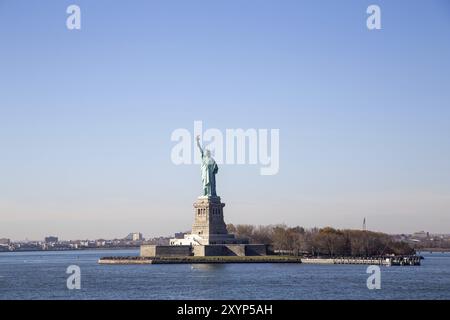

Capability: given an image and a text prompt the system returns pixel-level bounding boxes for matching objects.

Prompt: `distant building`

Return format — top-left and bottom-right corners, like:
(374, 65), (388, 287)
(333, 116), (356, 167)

(150, 237), (170, 246)
(0, 238), (10, 246)
(124, 232), (143, 241)
(45, 236), (58, 243)
(174, 232), (186, 239)
(96, 239), (106, 247)
(79, 240), (90, 247)
(412, 231), (429, 239)
(170, 234), (203, 246)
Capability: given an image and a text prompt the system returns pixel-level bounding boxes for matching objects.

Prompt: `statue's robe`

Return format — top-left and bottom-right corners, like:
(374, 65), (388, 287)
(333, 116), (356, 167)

(201, 155), (218, 196)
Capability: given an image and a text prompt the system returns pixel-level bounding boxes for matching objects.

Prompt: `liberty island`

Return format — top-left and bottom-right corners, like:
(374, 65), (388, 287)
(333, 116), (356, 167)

(140, 136), (269, 257)
(98, 139), (421, 265)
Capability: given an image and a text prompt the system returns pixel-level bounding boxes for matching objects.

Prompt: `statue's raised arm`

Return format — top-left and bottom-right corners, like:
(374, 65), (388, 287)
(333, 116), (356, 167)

(196, 135), (204, 157)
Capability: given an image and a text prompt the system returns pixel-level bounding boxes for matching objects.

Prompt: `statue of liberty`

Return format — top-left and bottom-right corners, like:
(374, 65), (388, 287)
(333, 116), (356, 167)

(196, 135), (218, 197)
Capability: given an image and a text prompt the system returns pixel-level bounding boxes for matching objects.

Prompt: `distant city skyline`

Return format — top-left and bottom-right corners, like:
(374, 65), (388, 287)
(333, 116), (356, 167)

(3, 229), (450, 244)
(1, 0), (450, 240)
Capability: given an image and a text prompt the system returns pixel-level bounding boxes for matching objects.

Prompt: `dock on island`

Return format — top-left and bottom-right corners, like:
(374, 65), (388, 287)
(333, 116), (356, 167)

(301, 255), (421, 266)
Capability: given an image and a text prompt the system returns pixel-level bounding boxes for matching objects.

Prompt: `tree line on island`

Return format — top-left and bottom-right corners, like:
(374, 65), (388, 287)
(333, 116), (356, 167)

(226, 224), (415, 256)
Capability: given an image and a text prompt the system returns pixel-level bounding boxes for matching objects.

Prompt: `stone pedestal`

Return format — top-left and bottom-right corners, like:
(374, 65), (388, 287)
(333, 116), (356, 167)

(168, 195), (245, 246)
(191, 196), (239, 245)
(142, 195), (266, 256)
(192, 196), (226, 238)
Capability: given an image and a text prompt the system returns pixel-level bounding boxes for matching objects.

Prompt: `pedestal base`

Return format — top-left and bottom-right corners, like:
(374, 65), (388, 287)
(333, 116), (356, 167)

(140, 244), (268, 257)
(189, 196), (246, 245)
(192, 244), (268, 256)
(167, 195), (258, 253)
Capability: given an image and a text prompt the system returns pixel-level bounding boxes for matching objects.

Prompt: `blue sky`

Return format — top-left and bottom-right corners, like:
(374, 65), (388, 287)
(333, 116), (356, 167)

(1, 0), (450, 240)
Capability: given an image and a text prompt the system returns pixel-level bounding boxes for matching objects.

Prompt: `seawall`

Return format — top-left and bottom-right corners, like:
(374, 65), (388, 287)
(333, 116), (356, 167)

(99, 256), (302, 264)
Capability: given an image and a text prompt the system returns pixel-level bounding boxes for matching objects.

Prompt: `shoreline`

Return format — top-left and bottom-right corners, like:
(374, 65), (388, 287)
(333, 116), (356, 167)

(417, 248), (450, 253)
(0, 247), (139, 254)
(98, 255), (421, 266)
(99, 256), (303, 264)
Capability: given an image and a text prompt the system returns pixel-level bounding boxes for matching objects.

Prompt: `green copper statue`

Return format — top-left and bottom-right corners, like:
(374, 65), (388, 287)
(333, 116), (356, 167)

(196, 135), (218, 197)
